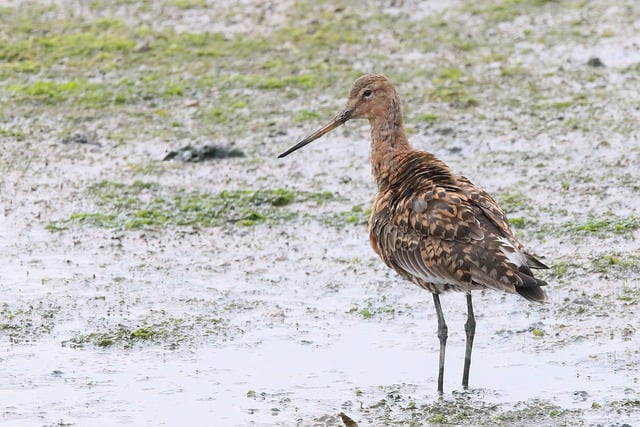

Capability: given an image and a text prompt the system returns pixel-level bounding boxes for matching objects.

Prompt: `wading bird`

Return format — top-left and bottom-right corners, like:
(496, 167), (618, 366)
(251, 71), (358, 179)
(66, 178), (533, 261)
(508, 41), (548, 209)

(278, 74), (549, 393)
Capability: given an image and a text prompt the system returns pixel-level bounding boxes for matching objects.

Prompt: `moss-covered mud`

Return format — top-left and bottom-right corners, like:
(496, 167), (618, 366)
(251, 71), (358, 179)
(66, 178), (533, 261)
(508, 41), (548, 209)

(1, 0), (639, 425)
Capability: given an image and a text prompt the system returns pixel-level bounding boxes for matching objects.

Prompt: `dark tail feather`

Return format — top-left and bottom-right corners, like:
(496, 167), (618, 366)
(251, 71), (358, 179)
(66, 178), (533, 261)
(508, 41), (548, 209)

(518, 271), (548, 288)
(515, 269), (549, 303)
(516, 282), (549, 303)
(525, 252), (549, 269)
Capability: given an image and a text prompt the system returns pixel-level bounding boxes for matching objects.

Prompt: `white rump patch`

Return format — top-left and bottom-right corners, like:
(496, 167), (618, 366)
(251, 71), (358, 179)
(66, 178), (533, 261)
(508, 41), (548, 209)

(497, 236), (528, 267)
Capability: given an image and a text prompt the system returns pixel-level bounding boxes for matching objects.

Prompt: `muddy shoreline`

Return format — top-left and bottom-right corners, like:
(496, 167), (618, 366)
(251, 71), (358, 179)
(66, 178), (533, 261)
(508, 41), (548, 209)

(1, 0), (640, 425)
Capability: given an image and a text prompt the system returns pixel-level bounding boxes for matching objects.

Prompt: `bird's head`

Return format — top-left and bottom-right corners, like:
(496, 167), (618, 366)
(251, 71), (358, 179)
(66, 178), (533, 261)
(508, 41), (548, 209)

(278, 74), (398, 158)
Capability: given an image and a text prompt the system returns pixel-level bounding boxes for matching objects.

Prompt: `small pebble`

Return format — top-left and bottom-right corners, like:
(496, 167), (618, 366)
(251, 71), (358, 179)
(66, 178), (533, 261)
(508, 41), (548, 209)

(587, 57), (605, 67)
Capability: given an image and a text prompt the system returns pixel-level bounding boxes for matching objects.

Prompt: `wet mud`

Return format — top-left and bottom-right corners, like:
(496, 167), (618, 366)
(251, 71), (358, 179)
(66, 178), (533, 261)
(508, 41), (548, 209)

(1, 0), (639, 426)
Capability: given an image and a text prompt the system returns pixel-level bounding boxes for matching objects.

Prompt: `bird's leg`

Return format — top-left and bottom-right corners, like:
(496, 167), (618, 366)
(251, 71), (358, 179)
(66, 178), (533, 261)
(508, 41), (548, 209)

(462, 293), (476, 389)
(432, 293), (447, 394)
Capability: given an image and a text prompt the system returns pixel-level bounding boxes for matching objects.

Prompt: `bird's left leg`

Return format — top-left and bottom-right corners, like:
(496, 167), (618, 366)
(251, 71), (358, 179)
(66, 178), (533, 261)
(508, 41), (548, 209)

(462, 293), (476, 389)
(432, 293), (448, 394)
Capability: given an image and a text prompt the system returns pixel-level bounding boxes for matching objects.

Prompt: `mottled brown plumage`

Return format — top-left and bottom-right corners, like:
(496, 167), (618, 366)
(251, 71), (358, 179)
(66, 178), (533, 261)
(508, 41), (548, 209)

(278, 74), (549, 393)
(369, 152), (548, 303)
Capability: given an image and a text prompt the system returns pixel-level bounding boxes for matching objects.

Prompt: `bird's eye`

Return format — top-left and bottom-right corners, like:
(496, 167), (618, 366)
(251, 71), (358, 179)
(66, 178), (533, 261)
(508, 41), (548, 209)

(363, 89), (373, 98)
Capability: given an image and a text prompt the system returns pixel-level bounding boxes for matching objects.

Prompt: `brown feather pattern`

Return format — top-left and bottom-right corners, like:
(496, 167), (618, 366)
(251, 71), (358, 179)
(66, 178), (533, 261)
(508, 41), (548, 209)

(369, 149), (548, 302)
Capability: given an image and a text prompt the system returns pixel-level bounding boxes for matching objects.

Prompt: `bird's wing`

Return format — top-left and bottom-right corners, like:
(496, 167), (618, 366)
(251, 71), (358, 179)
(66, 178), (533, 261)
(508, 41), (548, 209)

(458, 175), (549, 270)
(370, 182), (548, 302)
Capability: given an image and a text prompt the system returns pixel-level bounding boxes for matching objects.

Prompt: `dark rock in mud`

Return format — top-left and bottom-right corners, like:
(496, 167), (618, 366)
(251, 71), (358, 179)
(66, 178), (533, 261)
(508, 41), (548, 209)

(163, 144), (245, 162)
(60, 132), (101, 146)
(587, 57), (605, 67)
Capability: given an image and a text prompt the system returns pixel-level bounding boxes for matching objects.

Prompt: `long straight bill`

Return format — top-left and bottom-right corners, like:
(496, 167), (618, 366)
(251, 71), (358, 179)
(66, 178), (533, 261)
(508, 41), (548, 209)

(277, 109), (352, 158)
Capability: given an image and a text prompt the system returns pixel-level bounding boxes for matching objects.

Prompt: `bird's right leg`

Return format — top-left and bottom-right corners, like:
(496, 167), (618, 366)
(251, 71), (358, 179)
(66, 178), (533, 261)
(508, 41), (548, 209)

(462, 293), (476, 389)
(432, 293), (448, 394)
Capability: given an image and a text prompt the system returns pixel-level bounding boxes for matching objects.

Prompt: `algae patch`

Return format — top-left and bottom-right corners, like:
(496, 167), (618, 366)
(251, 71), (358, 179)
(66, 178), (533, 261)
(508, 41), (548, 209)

(569, 214), (639, 236)
(324, 204), (371, 227)
(473, 0), (560, 24)
(47, 180), (335, 230)
(591, 252), (640, 275)
(63, 316), (228, 350)
(495, 191), (531, 213)
(352, 386), (579, 426)
(0, 301), (61, 343)
(428, 67), (479, 108)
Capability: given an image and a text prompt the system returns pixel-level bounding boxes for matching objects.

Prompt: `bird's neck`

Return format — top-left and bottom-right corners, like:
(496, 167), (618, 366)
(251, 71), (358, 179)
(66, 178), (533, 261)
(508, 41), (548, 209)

(369, 103), (412, 191)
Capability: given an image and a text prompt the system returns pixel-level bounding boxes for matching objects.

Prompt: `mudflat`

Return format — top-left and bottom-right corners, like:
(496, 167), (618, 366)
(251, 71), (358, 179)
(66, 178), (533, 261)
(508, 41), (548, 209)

(1, 1), (639, 425)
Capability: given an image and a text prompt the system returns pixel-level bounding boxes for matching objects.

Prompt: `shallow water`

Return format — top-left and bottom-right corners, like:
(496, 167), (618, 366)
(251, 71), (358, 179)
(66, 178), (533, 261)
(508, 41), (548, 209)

(2, 306), (638, 426)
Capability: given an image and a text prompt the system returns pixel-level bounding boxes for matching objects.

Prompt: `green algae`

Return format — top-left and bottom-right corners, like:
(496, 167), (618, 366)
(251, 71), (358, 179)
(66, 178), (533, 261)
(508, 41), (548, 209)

(48, 180), (335, 230)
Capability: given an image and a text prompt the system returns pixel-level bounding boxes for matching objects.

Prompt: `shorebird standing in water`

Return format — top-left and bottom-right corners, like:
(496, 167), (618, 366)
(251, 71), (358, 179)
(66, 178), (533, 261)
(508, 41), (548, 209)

(278, 74), (549, 393)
